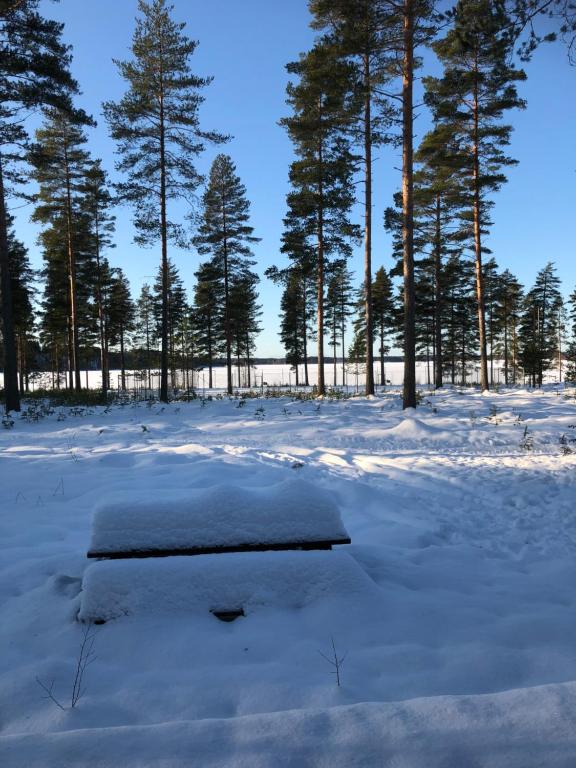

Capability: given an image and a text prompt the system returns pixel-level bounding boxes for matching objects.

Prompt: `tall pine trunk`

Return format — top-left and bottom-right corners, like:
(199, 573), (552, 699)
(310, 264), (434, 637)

(120, 323), (126, 391)
(434, 194), (443, 389)
(363, 52), (374, 396)
(302, 286), (309, 386)
(402, 0), (417, 408)
(317, 130), (326, 396)
(0, 154), (20, 412)
(94, 224), (108, 395)
(380, 321), (385, 386)
(159, 72), (169, 403)
(222, 208), (233, 396)
(472, 55), (489, 392)
(64, 142), (81, 391)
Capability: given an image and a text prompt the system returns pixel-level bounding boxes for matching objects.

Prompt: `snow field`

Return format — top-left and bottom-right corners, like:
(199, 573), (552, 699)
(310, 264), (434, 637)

(1, 385), (576, 765)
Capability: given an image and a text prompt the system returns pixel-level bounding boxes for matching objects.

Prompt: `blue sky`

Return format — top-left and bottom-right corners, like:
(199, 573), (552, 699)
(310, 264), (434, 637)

(12, 0), (576, 357)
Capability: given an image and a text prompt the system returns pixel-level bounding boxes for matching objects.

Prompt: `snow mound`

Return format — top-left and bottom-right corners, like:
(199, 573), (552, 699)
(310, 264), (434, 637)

(385, 416), (451, 442)
(3, 682), (576, 767)
(89, 478), (349, 555)
(78, 550), (376, 622)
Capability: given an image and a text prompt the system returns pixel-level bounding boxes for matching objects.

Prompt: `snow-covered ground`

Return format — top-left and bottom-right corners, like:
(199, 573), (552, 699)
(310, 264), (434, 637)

(1, 386), (576, 766)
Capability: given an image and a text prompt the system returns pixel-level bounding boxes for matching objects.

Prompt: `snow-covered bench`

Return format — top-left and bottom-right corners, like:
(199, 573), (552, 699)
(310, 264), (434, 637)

(79, 549), (373, 623)
(80, 479), (357, 622)
(86, 480), (351, 560)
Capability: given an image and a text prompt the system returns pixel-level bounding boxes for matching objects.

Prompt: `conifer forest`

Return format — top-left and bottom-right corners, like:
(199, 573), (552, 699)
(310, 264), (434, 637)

(2, 4), (576, 766)
(1, 0), (575, 412)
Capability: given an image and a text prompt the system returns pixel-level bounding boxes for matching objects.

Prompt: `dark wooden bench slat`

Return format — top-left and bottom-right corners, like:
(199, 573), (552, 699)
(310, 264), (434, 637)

(87, 537), (352, 560)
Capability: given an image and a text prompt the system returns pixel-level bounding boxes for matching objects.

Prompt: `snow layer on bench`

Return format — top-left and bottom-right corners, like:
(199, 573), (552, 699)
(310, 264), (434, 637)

(79, 550), (375, 622)
(89, 478), (349, 554)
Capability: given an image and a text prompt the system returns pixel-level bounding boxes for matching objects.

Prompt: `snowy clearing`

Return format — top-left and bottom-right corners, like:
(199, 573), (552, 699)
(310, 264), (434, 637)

(1, 386), (576, 767)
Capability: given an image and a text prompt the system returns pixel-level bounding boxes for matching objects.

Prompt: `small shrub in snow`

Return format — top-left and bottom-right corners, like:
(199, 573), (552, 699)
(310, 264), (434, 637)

(488, 404), (501, 425)
(318, 637), (347, 688)
(520, 425), (534, 452)
(2, 414), (14, 429)
(36, 624), (97, 710)
(254, 406), (265, 421)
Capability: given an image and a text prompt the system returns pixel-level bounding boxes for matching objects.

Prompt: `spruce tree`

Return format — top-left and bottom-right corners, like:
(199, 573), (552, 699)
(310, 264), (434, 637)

(267, 260), (315, 387)
(193, 260), (224, 389)
(519, 262), (563, 386)
(279, 270), (308, 386)
(494, 269), (523, 385)
(193, 154), (260, 395)
(229, 270), (261, 388)
(565, 287), (576, 383)
(104, 0), (226, 402)
(152, 258), (187, 387)
(371, 268), (395, 387)
(1, 215), (35, 393)
(134, 283), (156, 389)
(325, 259), (354, 387)
(0, 0), (77, 411)
(424, 0), (527, 391)
(276, 210), (318, 387)
(107, 269), (135, 391)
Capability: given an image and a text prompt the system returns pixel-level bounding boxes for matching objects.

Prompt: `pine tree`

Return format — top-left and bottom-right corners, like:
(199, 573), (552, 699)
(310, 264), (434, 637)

(193, 154), (260, 395)
(424, 0), (527, 391)
(309, 0), (396, 396)
(82, 160), (116, 394)
(103, 0), (226, 402)
(30, 106), (94, 391)
(0, 0), (78, 411)
(281, 42), (360, 395)
(519, 262), (563, 386)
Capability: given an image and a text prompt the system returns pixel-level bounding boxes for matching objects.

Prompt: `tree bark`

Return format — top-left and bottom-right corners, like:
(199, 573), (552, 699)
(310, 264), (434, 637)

(434, 194), (443, 389)
(222, 194), (233, 396)
(363, 52), (375, 396)
(159, 65), (169, 403)
(0, 153), (20, 412)
(402, 0), (417, 408)
(472, 55), (489, 392)
(64, 140), (81, 391)
(317, 128), (326, 396)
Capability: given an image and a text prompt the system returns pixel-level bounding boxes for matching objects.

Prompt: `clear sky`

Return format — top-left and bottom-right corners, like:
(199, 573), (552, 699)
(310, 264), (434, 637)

(11, 0), (576, 357)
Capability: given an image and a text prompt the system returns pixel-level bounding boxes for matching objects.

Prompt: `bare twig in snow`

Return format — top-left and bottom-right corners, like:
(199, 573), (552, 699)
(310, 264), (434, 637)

(318, 636), (347, 687)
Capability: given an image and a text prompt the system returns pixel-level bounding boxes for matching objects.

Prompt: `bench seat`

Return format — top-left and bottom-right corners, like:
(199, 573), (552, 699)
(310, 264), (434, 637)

(87, 479), (350, 560)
